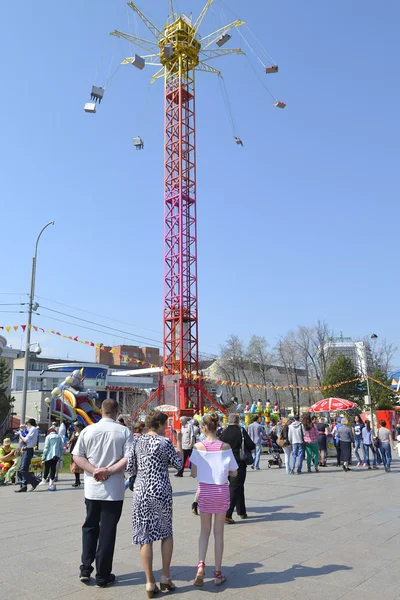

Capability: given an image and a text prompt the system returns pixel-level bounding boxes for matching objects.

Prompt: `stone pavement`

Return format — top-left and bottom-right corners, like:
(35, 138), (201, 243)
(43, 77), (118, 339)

(1, 453), (400, 600)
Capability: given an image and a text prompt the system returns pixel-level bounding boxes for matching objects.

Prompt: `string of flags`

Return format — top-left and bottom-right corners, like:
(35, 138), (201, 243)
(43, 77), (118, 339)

(1, 324), (397, 395)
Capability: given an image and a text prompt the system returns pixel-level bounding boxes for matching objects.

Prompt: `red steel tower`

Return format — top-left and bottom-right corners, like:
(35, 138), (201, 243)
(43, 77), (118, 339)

(111, 2), (246, 415)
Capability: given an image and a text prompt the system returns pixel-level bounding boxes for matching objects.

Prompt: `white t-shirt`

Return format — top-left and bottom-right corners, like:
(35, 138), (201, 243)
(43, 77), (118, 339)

(73, 418), (133, 501)
(190, 448), (238, 485)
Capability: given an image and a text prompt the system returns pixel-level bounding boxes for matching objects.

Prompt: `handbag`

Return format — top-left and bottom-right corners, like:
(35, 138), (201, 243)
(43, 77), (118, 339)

(277, 436), (286, 448)
(239, 429), (254, 466)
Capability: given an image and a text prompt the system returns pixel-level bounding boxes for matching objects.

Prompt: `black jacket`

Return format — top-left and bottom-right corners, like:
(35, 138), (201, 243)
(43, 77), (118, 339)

(220, 425), (255, 464)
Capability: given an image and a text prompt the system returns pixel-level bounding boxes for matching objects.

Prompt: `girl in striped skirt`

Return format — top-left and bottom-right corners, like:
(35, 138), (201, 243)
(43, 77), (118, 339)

(190, 413), (238, 587)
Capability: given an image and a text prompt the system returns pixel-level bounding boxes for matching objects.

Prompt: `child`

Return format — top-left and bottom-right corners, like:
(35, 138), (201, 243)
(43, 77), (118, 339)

(4, 448), (22, 484)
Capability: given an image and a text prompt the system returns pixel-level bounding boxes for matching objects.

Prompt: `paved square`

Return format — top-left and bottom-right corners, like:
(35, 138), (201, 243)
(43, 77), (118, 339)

(1, 454), (399, 600)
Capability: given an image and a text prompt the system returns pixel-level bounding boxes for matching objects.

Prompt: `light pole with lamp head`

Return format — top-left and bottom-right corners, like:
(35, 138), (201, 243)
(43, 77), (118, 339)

(44, 397), (52, 430)
(364, 333), (378, 430)
(20, 221), (55, 425)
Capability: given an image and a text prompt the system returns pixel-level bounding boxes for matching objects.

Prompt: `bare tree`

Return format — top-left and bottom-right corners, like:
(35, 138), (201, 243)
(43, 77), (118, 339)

(275, 336), (302, 414)
(247, 335), (275, 401)
(291, 321), (334, 385)
(369, 339), (397, 375)
(220, 334), (254, 402)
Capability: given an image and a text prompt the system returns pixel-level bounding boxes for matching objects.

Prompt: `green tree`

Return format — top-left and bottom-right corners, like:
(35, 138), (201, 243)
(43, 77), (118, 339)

(0, 358), (12, 420)
(322, 355), (365, 405)
(369, 368), (397, 410)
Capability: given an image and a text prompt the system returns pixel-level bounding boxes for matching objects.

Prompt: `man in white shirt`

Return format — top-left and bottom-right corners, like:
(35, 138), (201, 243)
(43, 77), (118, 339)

(15, 418), (40, 492)
(175, 416), (195, 477)
(73, 399), (133, 588)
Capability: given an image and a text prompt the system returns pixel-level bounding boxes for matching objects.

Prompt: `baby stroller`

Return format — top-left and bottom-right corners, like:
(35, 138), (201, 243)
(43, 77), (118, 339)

(268, 453), (283, 468)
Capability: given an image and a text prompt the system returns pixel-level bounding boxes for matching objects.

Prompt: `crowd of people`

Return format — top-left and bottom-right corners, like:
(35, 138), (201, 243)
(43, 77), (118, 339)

(3, 402), (399, 593)
(270, 412), (397, 474)
(0, 417), (86, 491)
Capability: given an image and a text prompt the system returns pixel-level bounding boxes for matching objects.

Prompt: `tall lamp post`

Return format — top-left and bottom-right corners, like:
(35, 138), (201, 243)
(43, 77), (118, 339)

(364, 333), (378, 429)
(20, 221), (55, 425)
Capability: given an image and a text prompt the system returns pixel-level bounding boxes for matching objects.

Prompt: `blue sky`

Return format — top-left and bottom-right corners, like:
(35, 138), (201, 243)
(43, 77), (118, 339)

(1, 1), (400, 365)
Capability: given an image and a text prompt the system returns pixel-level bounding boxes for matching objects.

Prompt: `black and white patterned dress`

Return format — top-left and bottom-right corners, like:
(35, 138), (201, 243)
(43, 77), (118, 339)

(127, 434), (183, 545)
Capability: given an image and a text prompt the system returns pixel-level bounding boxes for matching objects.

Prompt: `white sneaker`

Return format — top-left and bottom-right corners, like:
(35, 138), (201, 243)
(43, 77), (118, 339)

(38, 479), (47, 486)
(356, 462), (361, 467)
(48, 485), (57, 492)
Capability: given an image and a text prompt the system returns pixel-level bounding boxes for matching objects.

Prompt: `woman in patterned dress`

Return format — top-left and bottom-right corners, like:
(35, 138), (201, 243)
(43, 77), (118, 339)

(190, 413), (238, 587)
(127, 410), (183, 598)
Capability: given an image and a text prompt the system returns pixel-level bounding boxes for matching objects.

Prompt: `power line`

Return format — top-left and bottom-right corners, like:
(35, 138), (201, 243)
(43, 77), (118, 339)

(0, 303), (26, 306)
(34, 313), (163, 349)
(35, 295), (162, 336)
(35, 294), (222, 354)
(39, 306), (164, 347)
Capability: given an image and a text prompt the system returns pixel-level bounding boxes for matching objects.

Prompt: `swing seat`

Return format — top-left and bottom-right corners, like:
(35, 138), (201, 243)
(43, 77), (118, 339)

(133, 137), (144, 150)
(216, 33), (232, 47)
(91, 86), (104, 103)
(163, 44), (173, 59)
(265, 65), (278, 74)
(131, 54), (145, 70)
(274, 101), (286, 109)
(84, 102), (96, 113)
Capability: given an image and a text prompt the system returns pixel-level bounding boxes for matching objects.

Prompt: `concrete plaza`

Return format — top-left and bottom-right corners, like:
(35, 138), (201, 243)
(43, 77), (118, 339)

(1, 453), (399, 600)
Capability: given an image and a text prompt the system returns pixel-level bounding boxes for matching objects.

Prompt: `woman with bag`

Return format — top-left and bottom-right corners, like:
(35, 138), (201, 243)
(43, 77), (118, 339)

(68, 422), (84, 487)
(279, 418), (292, 475)
(39, 425), (64, 491)
(190, 413), (238, 587)
(220, 414), (255, 524)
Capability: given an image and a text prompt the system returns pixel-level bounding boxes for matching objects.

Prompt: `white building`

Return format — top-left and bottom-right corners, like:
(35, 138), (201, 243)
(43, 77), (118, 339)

(322, 336), (374, 375)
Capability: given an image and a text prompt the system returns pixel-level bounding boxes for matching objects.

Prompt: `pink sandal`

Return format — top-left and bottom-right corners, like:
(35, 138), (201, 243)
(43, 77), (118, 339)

(214, 570), (226, 586)
(194, 561), (205, 587)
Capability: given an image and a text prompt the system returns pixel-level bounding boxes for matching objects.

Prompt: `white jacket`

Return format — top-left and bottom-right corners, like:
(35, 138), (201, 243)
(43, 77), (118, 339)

(190, 448), (238, 485)
(288, 421), (304, 444)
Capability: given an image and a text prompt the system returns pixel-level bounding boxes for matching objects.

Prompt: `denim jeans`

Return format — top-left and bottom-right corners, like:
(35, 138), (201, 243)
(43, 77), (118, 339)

(20, 448), (38, 488)
(291, 443), (304, 473)
(380, 443), (392, 469)
(354, 439), (363, 463)
(252, 445), (262, 469)
(283, 445), (292, 474)
(363, 444), (376, 467)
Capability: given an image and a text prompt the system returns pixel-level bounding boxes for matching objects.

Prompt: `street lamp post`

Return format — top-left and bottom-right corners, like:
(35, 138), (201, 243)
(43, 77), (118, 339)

(45, 397), (52, 430)
(20, 221), (55, 425)
(364, 333), (378, 431)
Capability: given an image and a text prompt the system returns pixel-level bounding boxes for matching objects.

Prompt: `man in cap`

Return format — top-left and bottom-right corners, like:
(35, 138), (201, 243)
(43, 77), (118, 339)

(15, 418), (40, 492)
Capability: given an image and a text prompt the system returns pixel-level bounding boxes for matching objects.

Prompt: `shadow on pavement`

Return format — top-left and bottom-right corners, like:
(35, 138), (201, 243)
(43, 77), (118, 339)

(240, 504), (323, 523)
(116, 562), (351, 593)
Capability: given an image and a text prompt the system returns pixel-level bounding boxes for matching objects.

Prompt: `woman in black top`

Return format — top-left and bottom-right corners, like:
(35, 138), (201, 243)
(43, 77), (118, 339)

(220, 414), (255, 524)
(316, 417), (329, 467)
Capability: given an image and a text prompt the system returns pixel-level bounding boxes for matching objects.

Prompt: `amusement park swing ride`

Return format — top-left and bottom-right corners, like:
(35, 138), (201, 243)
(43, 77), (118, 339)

(85, 0), (285, 421)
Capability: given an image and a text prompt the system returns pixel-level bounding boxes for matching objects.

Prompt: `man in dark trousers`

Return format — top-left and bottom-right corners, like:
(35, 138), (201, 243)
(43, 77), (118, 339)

(73, 399), (133, 588)
(15, 418), (40, 492)
(221, 413), (255, 524)
(175, 416), (195, 477)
